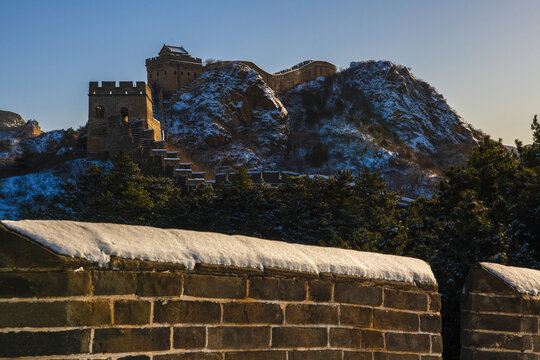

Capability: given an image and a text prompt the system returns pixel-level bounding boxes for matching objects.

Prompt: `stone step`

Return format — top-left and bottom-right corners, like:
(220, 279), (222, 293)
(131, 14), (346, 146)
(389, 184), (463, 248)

(187, 178), (206, 186)
(215, 173), (228, 183)
(141, 129), (155, 139)
(166, 151), (179, 158)
(163, 158), (180, 167)
(191, 172), (205, 179)
(151, 149), (167, 157)
(174, 169), (192, 178)
(248, 171), (262, 184)
(152, 140), (166, 149)
(177, 162), (192, 170)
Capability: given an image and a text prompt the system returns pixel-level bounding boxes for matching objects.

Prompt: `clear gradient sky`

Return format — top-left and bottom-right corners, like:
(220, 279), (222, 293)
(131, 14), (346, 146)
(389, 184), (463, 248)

(1, 0), (539, 144)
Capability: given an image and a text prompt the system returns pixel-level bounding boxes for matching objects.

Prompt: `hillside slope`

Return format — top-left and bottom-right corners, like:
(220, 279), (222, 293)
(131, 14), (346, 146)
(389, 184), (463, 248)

(165, 61), (481, 194)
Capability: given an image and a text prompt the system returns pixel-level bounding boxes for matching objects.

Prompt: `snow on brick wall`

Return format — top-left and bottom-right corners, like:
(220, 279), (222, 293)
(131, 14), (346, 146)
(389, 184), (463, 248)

(2, 219), (436, 284)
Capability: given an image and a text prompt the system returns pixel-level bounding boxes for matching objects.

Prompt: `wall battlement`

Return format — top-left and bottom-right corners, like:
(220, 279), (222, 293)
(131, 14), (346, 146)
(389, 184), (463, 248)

(89, 81), (150, 95)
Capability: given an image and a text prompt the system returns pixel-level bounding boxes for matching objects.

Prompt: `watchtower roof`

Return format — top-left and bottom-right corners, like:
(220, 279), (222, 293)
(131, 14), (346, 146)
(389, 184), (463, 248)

(160, 45), (189, 56)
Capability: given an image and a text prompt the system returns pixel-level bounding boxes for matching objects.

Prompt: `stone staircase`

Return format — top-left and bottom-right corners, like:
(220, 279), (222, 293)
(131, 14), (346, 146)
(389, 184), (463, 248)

(166, 79), (197, 107)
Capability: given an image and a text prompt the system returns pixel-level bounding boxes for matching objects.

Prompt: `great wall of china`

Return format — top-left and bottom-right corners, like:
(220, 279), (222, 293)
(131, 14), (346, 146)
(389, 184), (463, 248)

(86, 45), (337, 185)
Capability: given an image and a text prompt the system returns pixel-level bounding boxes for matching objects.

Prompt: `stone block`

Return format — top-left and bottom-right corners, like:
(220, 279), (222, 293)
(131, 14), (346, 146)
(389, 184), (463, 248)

(421, 356), (442, 360)
(271, 327), (327, 348)
(383, 289), (428, 311)
(0, 271), (91, 298)
(464, 264), (517, 295)
(340, 305), (373, 327)
(173, 326), (206, 349)
(420, 313), (441, 333)
(114, 300), (151, 325)
(136, 271), (183, 297)
(429, 293), (441, 312)
(155, 354), (223, 360)
(117, 356), (150, 360)
(373, 353), (420, 360)
(0, 329), (91, 357)
(225, 351), (286, 360)
(93, 327), (170, 353)
(93, 271), (137, 295)
(461, 312), (538, 333)
(460, 349), (538, 360)
(343, 351), (372, 360)
(330, 328), (362, 348)
(249, 276), (306, 301)
(154, 300), (221, 324)
(385, 333), (431, 353)
(184, 273), (246, 299)
(285, 304), (338, 324)
(334, 283), (382, 306)
(373, 309), (419, 332)
(461, 330), (532, 351)
(223, 302), (283, 324)
(360, 330), (384, 350)
(307, 279), (333, 302)
(207, 326), (270, 349)
(0, 300), (110, 327)
(288, 350), (342, 360)
(431, 334), (443, 354)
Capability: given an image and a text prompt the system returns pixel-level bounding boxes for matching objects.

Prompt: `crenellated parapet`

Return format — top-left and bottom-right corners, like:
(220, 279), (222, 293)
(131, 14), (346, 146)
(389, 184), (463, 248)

(89, 81), (150, 96)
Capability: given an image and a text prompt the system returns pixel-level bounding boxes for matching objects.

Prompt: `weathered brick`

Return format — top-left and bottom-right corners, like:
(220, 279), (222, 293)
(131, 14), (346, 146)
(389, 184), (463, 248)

(184, 273), (246, 299)
(533, 335), (540, 352)
(420, 313), (441, 333)
(429, 293), (441, 312)
(360, 330), (384, 350)
(373, 353), (420, 360)
(464, 264), (517, 295)
(0, 329), (90, 357)
(383, 288), (428, 311)
(340, 305), (373, 327)
(0, 271), (91, 298)
(385, 333), (431, 353)
(271, 327), (327, 348)
(308, 279), (333, 302)
(343, 351), (372, 360)
(334, 283), (382, 306)
(288, 350), (342, 360)
(93, 271), (136, 295)
(461, 312), (538, 333)
(207, 326), (270, 349)
(431, 334), (443, 354)
(460, 349), (538, 360)
(421, 356), (441, 360)
(461, 330), (532, 351)
(373, 309), (419, 332)
(137, 271), (183, 296)
(286, 304), (338, 324)
(223, 302), (283, 324)
(225, 351), (286, 360)
(461, 293), (522, 314)
(249, 276), (306, 301)
(114, 300), (151, 325)
(154, 300), (221, 324)
(155, 354), (223, 360)
(330, 328), (362, 348)
(118, 356), (150, 360)
(173, 326), (206, 349)
(0, 300), (110, 327)
(93, 327), (170, 353)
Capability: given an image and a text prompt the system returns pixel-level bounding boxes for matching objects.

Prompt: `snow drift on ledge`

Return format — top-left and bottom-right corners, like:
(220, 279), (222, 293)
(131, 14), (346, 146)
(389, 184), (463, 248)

(481, 262), (540, 296)
(2, 220), (436, 284)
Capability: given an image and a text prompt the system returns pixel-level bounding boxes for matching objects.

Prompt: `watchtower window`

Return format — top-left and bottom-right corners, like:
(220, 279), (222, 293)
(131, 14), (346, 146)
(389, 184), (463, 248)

(120, 107), (129, 121)
(95, 105), (105, 118)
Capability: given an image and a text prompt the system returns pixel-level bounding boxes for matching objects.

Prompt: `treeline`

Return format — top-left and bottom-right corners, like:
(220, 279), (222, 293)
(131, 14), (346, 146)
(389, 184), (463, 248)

(26, 118), (540, 359)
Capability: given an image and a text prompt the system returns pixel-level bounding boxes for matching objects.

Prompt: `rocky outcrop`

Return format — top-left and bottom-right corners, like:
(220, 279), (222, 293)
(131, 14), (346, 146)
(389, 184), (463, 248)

(0, 110), (26, 130)
(165, 60), (482, 194)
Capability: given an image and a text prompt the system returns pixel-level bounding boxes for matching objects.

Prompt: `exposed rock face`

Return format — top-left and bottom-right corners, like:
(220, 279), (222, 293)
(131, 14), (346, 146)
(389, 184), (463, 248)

(0, 111), (26, 130)
(166, 62), (288, 171)
(165, 61), (482, 195)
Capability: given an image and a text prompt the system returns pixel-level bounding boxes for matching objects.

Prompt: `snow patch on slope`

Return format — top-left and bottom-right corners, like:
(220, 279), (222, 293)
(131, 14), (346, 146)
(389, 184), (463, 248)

(481, 262), (540, 296)
(2, 219), (436, 284)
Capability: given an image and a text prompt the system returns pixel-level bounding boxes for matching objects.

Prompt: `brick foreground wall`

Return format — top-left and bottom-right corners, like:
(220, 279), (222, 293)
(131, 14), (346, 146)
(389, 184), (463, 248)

(0, 266), (442, 360)
(461, 263), (540, 360)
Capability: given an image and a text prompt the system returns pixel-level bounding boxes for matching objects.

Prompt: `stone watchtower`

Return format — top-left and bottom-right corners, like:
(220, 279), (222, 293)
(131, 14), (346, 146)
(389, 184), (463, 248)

(145, 45), (203, 117)
(87, 81), (162, 160)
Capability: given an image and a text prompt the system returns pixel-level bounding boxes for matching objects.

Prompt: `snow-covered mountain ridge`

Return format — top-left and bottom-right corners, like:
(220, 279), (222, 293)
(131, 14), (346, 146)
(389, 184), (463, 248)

(165, 61), (482, 194)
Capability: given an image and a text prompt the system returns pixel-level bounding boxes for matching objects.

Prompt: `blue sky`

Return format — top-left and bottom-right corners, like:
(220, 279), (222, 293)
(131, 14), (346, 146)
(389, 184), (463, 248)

(1, 0), (539, 144)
